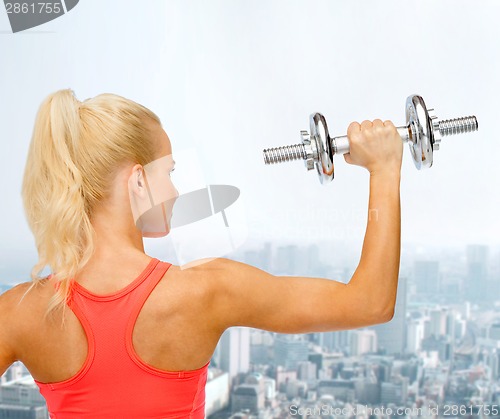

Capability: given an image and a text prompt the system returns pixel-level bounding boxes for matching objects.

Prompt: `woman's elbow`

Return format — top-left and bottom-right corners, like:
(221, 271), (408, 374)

(377, 305), (395, 324)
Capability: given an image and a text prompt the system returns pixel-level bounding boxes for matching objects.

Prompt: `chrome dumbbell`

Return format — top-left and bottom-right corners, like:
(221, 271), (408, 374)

(262, 94), (479, 184)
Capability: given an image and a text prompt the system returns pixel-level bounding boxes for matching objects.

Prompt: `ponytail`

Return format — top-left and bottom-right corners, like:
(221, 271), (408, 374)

(20, 88), (161, 326)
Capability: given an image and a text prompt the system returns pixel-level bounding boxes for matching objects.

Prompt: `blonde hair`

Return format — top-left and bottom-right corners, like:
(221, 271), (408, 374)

(20, 88), (161, 325)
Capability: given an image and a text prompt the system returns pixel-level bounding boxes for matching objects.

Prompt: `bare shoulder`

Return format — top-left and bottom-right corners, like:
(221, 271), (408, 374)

(164, 257), (244, 313)
(166, 257), (231, 296)
(178, 257), (253, 273)
(0, 282), (33, 310)
(0, 280), (53, 332)
(0, 279), (50, 308)
(172, 256), (251, 288)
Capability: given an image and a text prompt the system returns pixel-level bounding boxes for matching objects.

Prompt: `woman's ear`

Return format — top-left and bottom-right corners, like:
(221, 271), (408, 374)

(128, 164), (152, 233)
(128, 165), (148, 200)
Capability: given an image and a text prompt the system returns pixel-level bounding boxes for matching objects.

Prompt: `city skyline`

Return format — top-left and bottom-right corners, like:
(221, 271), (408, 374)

(2, 238), (500, 286)
(3, 239), (500, 417)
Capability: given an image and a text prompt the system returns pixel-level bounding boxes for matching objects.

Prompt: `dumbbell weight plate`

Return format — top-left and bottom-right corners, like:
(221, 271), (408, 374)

(310, 112), (335, 184)
(406, 95), (434, 170)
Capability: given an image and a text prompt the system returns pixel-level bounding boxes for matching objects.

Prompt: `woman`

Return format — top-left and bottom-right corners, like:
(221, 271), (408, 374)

(0, 89), (403, 418)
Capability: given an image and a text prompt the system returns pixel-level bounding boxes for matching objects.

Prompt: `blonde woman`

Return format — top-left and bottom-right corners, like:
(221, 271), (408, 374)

(0, 89), (403, 418)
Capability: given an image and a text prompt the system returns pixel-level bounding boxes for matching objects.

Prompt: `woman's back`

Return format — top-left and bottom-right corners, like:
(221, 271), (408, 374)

(7, 256), (222, 418)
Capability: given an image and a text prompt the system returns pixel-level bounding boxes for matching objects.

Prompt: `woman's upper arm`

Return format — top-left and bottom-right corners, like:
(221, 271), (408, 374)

(208, 257), (391, 335)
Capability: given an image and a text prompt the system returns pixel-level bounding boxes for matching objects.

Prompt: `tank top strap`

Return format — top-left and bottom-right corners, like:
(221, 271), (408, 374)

(125, 260), (172, 330)
(123, 260), (173, 375)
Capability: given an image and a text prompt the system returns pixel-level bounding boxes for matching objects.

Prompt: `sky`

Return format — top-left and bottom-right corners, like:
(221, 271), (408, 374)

(1, 0), (499, 282)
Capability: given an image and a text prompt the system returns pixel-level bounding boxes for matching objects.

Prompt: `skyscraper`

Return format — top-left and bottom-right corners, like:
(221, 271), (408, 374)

(219, 327), (251, 385)
(429, 308), (447, 338)
(370, 276), (407, 355)
(465, 244), (490, 303)
(407, 318), (425, 354)
(318, 330), (350, 353)
(414, 261), (440, 295)
(274, 334), (309, 369)
(350, 330), (377, 356)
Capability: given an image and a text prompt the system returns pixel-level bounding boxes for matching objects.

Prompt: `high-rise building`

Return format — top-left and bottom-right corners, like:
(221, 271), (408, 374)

(318, 330), (350, 353)
(465, 245), (491, 303)
(261, 376), (276, 400)
(307, 244), (321, 275)
(350, 330), (377, 356)
(0, 373), (48, 418)
(370, 276), (407, 355)
(488, 324), (500, 340)
(259, 242), (272, 271)
(421, 334), (454, 362)
(219, 327), (250, 385)
(274, 334), (309, 370)
(297, 361), (317, 383)
(249, 330), (273, 366)
(446, 310), (457, 340)
(231, 384), (264, 415)
(317, 380), (356, 403)
(454, 317), (467, 341)
(354, 379), (380, 405)
(205, 370), (230, 417)
(274, 366), (297, 393)
(380, 376), (409, 405)
(308, 353), (323, 376)
(429, 308), (447, 337)
(285, 379), (308, 399)
(414, 261), (440, 295)
(0, 362), (24, 385)
(490, 349), (500, 380)
(407, 318), (425, 354)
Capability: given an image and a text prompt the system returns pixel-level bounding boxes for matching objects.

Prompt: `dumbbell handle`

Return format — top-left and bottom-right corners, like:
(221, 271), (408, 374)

(332, 127), (410, 155)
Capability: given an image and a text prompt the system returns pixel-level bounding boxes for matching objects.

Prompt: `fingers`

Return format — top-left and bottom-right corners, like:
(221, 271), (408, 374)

(360, 120), (373, 130)
(347, 121), (360, 135)
(349, 119), (395, 133)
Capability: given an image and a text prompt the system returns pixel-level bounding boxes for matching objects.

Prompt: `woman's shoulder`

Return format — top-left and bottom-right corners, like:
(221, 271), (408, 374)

(6, 278), (52, 294)
(0, 281), (33, 306)
(171, 257), (236, 287)
(0, 282), (38, 344)
(159, 257), (233, 306)
(0, 279), (53, 318)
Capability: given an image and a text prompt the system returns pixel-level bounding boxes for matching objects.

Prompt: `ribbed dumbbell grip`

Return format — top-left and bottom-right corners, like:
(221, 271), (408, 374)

(263, 144), (306, 164)
(439, 116), (478, 136)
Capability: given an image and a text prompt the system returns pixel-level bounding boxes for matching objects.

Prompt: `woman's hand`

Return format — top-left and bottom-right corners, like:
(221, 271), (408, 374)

(344, 119), (403, 176)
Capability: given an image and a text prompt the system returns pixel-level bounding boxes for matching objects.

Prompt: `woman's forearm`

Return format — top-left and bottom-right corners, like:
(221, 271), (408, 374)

(349, 169), (402, 320)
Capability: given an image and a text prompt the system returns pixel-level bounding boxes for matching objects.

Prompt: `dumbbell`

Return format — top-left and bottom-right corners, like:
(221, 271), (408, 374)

(262, 94), (478, 184)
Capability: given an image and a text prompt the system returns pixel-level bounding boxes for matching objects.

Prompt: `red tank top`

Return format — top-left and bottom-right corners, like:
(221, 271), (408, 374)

(34, 258), (210, 418)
